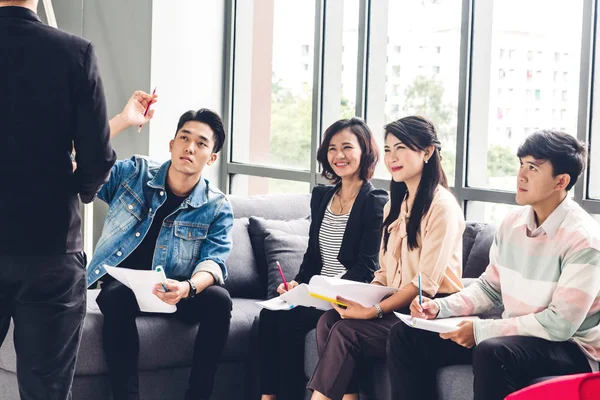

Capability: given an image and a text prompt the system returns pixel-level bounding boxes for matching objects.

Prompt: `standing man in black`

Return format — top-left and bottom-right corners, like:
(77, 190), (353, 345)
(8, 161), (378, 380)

(0, 1), (116, 399)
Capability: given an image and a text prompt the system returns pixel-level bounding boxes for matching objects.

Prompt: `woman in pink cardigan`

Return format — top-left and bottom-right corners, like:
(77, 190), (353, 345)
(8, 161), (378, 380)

(307, 116), (465, 400)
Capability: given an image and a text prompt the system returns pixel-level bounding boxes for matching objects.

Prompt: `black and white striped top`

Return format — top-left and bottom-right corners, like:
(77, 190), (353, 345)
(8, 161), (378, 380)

(318, 200), (351, 277)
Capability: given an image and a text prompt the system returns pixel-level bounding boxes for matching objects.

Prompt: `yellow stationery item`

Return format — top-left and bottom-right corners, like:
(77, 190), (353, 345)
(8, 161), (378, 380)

(309, 292), (347, 308)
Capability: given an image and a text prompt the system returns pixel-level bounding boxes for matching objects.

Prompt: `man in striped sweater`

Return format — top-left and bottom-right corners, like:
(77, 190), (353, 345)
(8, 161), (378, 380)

(386, 130), (600, 400)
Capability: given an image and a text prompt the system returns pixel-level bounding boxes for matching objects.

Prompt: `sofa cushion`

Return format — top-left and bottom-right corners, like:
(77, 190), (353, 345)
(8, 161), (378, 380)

(248, 217), (310, 290)
(224, 218), (264, 299)
(263, 229), (309, 299)
(462, 222), (484, 270)
(463, 223), (496, 278)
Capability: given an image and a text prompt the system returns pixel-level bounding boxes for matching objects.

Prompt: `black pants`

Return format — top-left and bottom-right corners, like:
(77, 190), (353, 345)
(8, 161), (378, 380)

(307, 309), (399, 400)
(258, 306), (325, 400)
(96, 280), (232, 400)
(387, 322), (594, 400)
(0, 253), (87, 400)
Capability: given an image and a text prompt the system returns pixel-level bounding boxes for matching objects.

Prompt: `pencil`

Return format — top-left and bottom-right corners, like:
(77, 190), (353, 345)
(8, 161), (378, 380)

(309, 292), (348, 308)
(138, 86), (157, 132)
(276, 261), (289, 291)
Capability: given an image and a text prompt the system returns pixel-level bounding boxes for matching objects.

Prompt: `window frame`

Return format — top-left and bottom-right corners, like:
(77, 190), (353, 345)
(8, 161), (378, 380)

(221, 0), (600, 219)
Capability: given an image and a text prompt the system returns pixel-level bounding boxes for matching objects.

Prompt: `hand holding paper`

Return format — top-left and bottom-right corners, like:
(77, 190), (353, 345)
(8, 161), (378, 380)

(440, 320), (476, 348)
(152, 279), (188, 305)
(331, 296), (380, 320)
(104, 266), (176, 313)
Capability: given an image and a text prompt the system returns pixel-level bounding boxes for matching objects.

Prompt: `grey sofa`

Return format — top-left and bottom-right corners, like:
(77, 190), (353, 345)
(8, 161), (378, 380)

(0, 193), (502, 400)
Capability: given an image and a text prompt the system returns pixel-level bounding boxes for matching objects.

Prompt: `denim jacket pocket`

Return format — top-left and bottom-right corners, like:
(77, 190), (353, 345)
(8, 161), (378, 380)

(173, 222), (209, 261)
(107, 190), (144, 233)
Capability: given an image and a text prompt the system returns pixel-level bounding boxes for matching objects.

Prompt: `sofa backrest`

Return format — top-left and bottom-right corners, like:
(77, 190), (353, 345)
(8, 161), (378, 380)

(223, 193), (497, 299)
(224, 193), (311, 299)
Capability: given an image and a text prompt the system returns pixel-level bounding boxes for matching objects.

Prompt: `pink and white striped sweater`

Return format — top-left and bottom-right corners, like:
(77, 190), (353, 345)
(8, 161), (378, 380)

(435, 197), (600, 370)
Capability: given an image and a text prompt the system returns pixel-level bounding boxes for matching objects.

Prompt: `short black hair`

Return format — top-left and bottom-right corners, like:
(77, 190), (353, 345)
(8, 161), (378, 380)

(517, 129), (587, 190)
(316, 117), (379, 184)
(175, 109), (225, 153)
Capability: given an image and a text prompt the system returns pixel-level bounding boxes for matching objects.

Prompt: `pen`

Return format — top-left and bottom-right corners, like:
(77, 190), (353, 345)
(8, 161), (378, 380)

(155, 265), (169, 292)
(138, 86), (157, 132)
(276, 261), (289, 291)
(418, 272), (422, 305)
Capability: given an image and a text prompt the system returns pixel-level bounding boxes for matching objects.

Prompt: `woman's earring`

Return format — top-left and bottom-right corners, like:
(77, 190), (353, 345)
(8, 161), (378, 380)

(424, 159), (429, 164)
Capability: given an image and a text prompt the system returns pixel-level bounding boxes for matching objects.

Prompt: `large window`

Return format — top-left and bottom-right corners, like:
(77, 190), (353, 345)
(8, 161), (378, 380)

(466, 201), (520, 226)
(368, 0), (463, 184)
(589, 19), (600, 200)
(467, 0), (584, 192)
(320, 0), (361, 129)
(224, 0), (600, 225)
(230, 175), (309, 196)
(338, 0), (359, 120)
(231, 0), (317, 172)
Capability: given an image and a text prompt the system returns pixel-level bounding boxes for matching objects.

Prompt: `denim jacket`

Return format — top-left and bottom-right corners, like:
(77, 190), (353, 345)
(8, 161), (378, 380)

(86, 156), (233, 288)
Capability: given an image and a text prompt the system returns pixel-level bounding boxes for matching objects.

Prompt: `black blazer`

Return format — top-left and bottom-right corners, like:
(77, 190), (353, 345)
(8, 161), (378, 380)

(0, 7), (116, 255)
(294, 181), (388, 284)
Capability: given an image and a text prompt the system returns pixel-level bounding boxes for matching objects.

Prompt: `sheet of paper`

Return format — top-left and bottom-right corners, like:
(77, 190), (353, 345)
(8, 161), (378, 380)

(103, 265), (131, 288)
(255, 284), (333, 311)
(309, 276), (398, 307)
(281, 284), (332, 310)
(256, 297), (295, 311)
(104, 266), (176, 313)
(394, 313), (479, 334)
(255, 277), (399, 311)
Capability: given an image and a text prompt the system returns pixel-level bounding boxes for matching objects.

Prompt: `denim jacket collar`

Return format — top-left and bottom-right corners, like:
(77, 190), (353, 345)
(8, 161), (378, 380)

(147, 161), (207, 208)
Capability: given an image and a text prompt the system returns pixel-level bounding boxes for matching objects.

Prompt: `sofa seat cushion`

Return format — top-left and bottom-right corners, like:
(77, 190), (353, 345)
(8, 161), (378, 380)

(437, 365), (474, 400)
(0, 291), (264, 376)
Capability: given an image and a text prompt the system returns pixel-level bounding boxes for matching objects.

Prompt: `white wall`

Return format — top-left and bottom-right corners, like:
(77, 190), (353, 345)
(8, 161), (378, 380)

(150, 0), (226, 187)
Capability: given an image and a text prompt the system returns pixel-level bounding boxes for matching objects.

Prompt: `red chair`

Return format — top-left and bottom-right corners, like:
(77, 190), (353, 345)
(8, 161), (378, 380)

(505, 372), (600, 400)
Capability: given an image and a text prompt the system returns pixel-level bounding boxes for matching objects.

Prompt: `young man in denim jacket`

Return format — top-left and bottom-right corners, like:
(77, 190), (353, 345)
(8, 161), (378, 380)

(86, 92), (233, 400)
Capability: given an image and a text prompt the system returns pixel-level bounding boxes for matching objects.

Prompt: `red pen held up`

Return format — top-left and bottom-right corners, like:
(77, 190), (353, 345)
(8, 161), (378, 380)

(276, 261), (289, 291)
(138, 86), (157, 132)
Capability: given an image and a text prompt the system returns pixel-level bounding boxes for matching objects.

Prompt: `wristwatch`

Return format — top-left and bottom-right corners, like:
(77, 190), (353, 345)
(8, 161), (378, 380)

(374, 303), (383, 319)
(185, 279), (197, 300)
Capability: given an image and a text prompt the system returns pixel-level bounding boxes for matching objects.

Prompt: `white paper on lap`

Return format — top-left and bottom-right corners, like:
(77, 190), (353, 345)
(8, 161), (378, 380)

(104, 265), (177, 313)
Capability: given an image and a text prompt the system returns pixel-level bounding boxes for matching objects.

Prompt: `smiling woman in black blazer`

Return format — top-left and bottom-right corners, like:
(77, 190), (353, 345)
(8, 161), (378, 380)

(258, 118), (388, 400)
